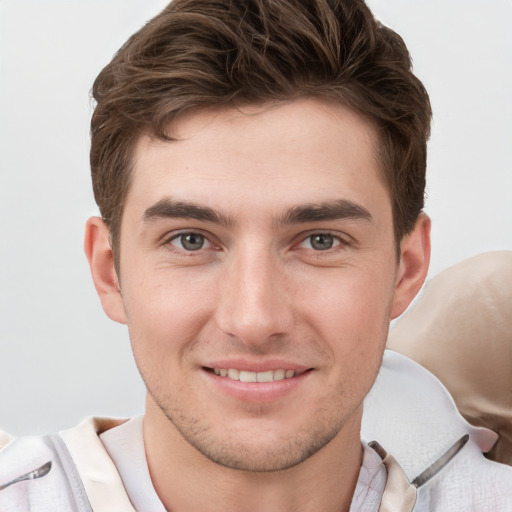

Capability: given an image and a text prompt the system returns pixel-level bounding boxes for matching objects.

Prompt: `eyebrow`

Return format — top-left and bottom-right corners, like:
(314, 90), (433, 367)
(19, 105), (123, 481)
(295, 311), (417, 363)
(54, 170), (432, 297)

(276, 200), (373, 226)
(143, 198), (235, 226)
(143, 197), (372, 227)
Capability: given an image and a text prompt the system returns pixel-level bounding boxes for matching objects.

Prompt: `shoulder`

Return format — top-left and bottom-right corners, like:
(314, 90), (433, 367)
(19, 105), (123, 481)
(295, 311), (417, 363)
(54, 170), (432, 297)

(0, 431), (87, 510)
(0, 417), (133, 512)
(363, 351), (512, 511)
(415, 443), (512, 511)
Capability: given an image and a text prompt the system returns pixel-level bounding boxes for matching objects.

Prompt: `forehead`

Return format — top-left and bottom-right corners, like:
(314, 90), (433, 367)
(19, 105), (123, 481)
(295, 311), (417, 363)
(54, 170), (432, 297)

(128, 98), (388, 216)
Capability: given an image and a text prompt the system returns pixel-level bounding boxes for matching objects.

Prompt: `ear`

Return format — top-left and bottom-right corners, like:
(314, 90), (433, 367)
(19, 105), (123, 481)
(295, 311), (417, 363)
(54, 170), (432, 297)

(84, 217), (127, 324)
(391, 213), (431, 319)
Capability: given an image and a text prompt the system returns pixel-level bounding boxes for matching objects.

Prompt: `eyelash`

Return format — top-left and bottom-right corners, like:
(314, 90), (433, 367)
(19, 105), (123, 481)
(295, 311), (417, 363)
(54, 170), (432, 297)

(295, 231), (352, 256)
(162, 230), (350, 256)
(162, 230), (218, 256)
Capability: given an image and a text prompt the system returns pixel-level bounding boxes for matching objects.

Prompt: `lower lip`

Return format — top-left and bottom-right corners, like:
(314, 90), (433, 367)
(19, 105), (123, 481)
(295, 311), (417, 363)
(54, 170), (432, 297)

(202, 369), (312, 402)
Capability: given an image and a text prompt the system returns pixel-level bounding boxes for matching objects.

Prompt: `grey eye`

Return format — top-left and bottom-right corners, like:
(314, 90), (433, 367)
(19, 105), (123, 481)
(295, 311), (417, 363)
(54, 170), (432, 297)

(173, 233), (207, 251)
(309, 234), (335, 250)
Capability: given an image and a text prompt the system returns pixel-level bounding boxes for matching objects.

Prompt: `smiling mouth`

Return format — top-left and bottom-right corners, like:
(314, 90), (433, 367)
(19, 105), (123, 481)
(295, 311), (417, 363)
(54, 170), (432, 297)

(207, 367), (310, 382)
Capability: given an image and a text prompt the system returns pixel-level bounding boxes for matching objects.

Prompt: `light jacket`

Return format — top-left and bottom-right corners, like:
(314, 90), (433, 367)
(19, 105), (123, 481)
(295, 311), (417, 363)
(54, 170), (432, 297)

(1, 351), (511, 511)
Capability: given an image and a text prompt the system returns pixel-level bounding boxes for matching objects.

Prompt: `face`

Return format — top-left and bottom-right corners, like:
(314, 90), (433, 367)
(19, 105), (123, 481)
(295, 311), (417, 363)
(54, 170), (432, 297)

(101, 99), (412, 471)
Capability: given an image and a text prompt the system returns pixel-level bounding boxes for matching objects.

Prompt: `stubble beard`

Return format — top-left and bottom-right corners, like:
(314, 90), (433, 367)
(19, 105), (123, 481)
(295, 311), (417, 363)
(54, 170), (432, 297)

(146, 383), (360, 473)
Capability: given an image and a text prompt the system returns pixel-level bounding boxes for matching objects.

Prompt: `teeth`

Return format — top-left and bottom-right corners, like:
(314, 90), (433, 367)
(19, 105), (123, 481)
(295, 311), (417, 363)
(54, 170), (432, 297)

(273, 369), (285, 381)
(212, 368), (296, 382)
(227, 368), (239, 380)
(239, 371), (257, 382)
(256, 370), (273, 382)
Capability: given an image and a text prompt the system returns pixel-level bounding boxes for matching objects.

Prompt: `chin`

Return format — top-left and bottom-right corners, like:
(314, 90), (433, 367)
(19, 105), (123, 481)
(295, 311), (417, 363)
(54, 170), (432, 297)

(156, 398), (353, 473)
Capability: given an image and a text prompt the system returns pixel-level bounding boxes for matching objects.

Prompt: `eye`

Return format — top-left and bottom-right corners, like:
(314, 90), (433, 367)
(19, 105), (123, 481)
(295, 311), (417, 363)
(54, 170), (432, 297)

(300, 233), (341, 251)
(170, 232), (211, 251)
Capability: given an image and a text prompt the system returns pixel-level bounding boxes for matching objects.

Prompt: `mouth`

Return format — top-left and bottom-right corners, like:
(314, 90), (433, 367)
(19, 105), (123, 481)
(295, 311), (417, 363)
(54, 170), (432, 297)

(202, 364), (313, 402)
(205, 367), (311, 382)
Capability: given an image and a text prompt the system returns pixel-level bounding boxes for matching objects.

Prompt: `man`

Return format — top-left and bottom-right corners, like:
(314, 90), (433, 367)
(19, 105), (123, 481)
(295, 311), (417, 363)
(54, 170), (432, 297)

(0, 0), (510, 510)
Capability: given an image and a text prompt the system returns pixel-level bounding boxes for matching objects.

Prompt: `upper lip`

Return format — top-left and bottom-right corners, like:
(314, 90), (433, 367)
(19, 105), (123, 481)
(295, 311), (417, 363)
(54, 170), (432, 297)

(205, 359), (310, 373)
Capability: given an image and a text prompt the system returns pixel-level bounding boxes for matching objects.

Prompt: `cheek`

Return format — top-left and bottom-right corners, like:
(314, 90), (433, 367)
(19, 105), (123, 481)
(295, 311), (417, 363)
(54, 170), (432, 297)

(294, 267), (394, 385)
(300, 268), (394, 334)
(122, 268), (217, 354)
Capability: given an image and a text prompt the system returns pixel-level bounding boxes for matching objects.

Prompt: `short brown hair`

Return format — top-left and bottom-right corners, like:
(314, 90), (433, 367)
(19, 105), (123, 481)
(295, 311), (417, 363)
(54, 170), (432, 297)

(91, 0), (431, 266)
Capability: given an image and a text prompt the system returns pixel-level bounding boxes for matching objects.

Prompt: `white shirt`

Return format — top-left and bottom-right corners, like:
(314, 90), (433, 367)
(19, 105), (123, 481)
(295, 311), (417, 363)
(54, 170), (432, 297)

(100, 416), (386, 512)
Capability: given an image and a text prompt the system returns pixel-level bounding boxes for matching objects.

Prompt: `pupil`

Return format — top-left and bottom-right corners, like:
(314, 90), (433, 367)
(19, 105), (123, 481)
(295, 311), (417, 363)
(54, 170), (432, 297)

(312, 234), (333, 250)
(182, 233), (204, 251)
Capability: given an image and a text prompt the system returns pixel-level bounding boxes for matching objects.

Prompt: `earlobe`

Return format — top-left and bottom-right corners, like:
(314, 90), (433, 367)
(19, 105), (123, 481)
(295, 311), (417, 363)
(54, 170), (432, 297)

(391, 213), (431, 319)
(84, 217), (127, 324)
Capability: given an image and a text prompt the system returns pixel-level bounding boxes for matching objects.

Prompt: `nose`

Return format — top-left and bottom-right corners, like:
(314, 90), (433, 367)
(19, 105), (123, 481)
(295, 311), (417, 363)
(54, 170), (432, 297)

(214, 244), (294, 347)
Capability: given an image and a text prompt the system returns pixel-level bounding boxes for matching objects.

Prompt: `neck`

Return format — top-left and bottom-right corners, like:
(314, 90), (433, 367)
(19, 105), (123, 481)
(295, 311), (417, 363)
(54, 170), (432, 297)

(143, 399), (363, 512)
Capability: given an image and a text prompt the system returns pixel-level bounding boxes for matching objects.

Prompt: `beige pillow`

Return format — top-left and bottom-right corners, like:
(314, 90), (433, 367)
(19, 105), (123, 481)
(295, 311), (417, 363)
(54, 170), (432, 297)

(0, 430), (13, 450)
(388, 251), (512, 465)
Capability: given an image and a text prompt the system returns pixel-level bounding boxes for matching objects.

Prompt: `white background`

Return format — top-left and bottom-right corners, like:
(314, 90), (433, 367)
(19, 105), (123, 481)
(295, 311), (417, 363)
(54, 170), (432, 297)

(1, 0), (511, 436)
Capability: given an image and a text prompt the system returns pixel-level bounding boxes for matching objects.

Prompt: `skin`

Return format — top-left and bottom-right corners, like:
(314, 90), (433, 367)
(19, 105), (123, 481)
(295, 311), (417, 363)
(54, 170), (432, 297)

(85, 98), (430, 512)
